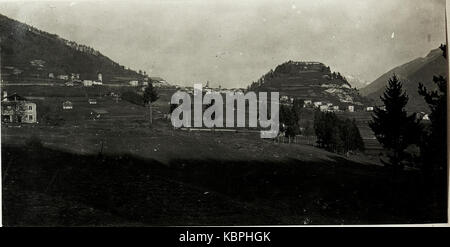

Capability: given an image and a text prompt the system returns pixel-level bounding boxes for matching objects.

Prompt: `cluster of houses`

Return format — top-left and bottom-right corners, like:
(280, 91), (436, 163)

(52, 72), (103, 87)
(0, 90), (105, 124)
(280, 96), (356, 113)
(309, 101), (376, 113)
(279, 96), (376, 113)
(50, 71), (170, 89)
(177, 82), (245, 95)
(1, 71), (171, 124)
(307, 100), (353, 112)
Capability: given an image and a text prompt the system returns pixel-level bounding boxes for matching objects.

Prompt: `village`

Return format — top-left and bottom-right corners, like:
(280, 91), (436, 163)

(1, 74), (431, 129)
(0, 1), (446, 227)
(0, 71), (382, 124)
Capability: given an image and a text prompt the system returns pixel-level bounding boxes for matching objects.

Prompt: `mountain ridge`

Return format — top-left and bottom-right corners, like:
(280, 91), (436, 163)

(0, 13), (146, 84)
(360, 47), (447, 112)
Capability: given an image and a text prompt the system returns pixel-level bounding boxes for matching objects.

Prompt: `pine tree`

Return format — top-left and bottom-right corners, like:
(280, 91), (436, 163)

(418, 44), (447, 177)
(369, 74), (422, 170)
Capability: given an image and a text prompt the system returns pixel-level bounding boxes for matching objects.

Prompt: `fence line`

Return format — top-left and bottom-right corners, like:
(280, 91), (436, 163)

(273, 135), (317, 145)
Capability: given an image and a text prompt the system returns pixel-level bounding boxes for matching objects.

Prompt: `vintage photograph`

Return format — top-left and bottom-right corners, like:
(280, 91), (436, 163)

(0, 0), (448, 226)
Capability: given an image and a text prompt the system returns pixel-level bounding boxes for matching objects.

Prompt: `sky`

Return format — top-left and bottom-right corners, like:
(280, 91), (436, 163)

(0, 0), (446, 88)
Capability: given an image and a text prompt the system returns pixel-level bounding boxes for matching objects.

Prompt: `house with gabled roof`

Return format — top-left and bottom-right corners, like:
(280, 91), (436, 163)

(1, 91), (37, 123)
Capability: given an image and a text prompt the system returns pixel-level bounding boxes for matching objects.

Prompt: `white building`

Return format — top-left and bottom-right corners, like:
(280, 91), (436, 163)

(129, 80), (139, 87)
(70, 73), (80, 80)
(57, 74), (69, 80)
(348, 105), (354, 112)
(82, 80), (94, 87)
(313, 101), (322, 107)
(63, 101), (73, 110)
(366, 106), (374, 112)
(319, 105), (329, 112)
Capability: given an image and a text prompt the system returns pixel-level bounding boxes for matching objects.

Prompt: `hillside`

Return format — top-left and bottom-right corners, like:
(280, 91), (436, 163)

(3, 126), (446, 225)
(360, 47), (447, 112)
(0, 14), (145, 84)
(248, 61), (370, 108)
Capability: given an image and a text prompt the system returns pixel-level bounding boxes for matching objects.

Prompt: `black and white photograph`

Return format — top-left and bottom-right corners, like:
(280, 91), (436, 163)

(0, 0), (448, 227)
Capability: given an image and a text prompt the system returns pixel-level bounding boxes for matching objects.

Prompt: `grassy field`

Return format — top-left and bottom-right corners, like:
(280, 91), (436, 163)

(2, 121), (447, 226)
(1, 85), (446, 226)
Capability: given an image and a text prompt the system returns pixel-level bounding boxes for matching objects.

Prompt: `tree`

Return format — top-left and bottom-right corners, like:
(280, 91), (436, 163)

(349, 119), (365, 151)
(418, 44), (447, 179)
(313, 111), (364, 154)
(279, 104), (299, 137)
(143, 83), (159, 125)
(369, 75), (422, 171)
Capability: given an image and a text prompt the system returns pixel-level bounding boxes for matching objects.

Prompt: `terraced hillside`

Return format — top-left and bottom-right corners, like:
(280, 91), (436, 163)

(248, 61), (371, 109)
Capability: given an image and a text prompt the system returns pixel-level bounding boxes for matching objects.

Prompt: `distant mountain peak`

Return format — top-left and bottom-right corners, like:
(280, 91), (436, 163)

(361, 46), (447, 112)
(345, 74), (370, 89)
